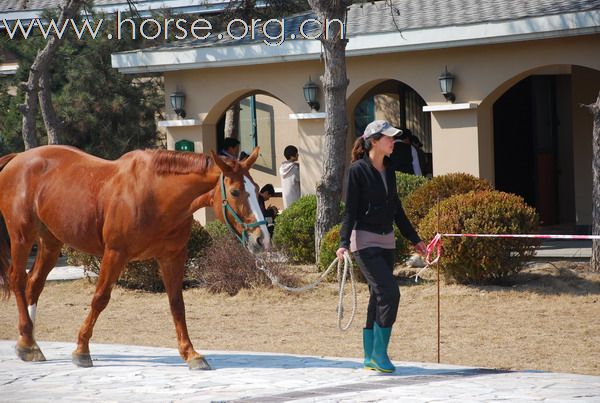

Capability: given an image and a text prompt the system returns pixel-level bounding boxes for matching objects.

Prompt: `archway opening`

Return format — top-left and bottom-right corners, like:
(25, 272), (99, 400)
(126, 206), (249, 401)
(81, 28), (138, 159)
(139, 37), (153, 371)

(493, 65), (600, 230)
(352, 80), (432, 176)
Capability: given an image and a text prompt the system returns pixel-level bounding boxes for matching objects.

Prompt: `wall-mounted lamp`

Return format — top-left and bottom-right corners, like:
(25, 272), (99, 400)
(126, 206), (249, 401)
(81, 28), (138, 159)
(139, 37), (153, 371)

(303, 76), (320, 111)
(438, 66), (455, 103)
(170, 91), (186, 118)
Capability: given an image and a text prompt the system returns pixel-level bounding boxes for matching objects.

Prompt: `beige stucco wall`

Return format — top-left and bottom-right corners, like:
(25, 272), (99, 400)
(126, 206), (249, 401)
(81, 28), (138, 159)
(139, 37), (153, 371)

(572, 66), (600, 227)
(163, 33), (600, 225)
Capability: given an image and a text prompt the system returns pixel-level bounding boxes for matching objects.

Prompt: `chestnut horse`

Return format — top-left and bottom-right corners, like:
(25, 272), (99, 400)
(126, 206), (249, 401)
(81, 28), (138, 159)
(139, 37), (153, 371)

(0, 145), (269, 370)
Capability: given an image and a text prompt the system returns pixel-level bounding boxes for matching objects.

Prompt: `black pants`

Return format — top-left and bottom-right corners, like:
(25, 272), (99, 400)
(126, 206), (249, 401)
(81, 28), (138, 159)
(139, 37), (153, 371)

(353, 247), (399, 329)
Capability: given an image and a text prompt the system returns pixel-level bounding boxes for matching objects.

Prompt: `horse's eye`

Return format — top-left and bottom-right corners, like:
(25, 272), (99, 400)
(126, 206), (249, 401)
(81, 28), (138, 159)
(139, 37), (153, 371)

(230, 189), (241, 197)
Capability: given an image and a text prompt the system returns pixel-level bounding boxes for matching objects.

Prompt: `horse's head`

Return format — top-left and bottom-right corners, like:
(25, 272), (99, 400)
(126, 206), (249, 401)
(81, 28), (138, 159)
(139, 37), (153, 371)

(211, 148), (271, 253)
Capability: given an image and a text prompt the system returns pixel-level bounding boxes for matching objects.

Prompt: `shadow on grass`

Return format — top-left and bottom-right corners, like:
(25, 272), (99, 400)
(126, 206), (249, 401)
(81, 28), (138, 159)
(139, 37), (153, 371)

(455, 261), (600, 296)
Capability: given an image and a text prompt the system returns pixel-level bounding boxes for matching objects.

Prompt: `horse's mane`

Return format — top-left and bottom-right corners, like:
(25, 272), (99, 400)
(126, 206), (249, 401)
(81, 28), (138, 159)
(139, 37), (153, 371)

(149, 150), (213, 176)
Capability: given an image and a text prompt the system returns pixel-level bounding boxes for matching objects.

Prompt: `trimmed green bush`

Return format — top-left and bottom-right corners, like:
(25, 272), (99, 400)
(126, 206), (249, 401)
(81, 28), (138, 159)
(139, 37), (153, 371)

(395, 171), (428, 202)
(418, 190), (539, 284)
(203, 220), (234, 241)
(63, 220), (212, 292)
(404, 173), (492, 228)
(273, 195), (342, 263)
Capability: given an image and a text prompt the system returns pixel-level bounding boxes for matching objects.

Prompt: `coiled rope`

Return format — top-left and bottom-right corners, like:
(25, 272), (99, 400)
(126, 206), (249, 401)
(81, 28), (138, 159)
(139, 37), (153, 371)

(255, 252), (357, 331)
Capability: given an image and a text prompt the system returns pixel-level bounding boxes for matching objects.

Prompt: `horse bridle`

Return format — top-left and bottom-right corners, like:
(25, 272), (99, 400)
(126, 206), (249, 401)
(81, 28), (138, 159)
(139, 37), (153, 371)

(220, 173), (266, 245)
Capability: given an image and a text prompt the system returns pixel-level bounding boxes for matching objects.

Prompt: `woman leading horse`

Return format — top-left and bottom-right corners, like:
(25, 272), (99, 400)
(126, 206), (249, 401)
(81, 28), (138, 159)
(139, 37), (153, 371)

(0, 145), (268, 370)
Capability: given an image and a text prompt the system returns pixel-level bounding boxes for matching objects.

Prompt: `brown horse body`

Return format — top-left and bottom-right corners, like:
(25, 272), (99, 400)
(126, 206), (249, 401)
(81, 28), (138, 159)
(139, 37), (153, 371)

(0, 145), (267, 369)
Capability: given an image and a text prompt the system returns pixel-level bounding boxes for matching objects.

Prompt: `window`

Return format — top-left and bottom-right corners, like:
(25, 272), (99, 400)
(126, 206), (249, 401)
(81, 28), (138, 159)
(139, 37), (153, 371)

(238, 95), (275, 172)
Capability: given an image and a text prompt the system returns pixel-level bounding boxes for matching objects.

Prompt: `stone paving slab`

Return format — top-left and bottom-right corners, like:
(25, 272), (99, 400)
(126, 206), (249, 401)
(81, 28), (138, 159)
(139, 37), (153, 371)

(1, 341), (599, 402)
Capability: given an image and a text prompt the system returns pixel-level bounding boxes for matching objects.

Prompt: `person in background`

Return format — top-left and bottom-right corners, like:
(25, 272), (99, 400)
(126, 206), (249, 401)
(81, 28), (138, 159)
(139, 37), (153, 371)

(388, 128), (422, 176)
(258, 184), (278, 236)
(336, 120), (426, 373)
(238, 151), (250, 161)
(408, 133), (431, 177)
(220, 137), (241, 160)
(279, 145), (300, 209)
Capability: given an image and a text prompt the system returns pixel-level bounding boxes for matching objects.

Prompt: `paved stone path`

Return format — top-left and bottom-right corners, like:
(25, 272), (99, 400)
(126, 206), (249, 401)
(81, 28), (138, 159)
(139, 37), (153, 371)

(5, 246), (596, 401)
(1, 341), (599, 402)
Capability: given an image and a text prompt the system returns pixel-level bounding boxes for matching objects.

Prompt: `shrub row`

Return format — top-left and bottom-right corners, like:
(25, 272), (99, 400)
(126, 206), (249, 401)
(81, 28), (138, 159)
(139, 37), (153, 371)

(274, 172), (538, 285)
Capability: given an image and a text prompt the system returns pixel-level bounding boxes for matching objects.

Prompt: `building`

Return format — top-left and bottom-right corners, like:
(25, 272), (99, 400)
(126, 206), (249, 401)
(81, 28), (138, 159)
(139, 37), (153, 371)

(109, 0), (597, 230)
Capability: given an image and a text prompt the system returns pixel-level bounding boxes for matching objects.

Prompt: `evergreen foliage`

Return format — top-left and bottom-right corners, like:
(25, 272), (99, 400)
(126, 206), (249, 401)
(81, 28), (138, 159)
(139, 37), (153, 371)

(272, 195), (320, 263)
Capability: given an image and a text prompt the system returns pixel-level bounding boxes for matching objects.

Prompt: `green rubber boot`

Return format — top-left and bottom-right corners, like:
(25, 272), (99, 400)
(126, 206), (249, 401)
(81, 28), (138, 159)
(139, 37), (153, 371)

(362, 328), (375, 370)
(370, 323), (396, 373)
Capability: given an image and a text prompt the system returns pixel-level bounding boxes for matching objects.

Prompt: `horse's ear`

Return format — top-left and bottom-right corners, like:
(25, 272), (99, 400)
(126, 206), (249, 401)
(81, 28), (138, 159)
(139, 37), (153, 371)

(211, 150), (233, 174)
(240, 147), (260, 170)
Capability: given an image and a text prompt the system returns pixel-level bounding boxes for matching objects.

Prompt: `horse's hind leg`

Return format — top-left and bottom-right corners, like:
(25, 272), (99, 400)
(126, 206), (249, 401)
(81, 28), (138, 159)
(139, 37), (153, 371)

(25, 233), (63, 339)
(72, 248), (127, 368)
(8, 232), (44, 362)
(158, 250), (210, 370)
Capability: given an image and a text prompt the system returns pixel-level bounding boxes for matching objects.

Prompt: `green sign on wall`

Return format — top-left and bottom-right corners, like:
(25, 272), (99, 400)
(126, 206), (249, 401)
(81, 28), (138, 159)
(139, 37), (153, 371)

(175, 139), (194, 152)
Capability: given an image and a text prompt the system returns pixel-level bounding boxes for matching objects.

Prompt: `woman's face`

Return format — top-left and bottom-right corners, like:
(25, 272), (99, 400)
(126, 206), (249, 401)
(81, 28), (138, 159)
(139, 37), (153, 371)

(373, 135), (395, 156)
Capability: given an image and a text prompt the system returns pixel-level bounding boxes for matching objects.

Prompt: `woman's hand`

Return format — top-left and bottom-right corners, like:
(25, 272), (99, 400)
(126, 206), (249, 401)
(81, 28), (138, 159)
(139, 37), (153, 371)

(336, 247), (348, 260)
(413, 241), (427, 256)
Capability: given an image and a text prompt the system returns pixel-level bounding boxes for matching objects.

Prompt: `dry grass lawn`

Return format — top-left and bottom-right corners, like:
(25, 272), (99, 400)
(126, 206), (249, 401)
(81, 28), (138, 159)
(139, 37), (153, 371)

(1, 261), (599, 375)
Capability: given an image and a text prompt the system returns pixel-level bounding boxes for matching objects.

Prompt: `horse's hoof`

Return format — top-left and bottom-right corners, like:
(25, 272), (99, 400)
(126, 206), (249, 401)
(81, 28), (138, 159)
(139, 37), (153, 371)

(188, 356), (211, 370)
(15, 343), (46, 362)
(72, 351), (93, 368)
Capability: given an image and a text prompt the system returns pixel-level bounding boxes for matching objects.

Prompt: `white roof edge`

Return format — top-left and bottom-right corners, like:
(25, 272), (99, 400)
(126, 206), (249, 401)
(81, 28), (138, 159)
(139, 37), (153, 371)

(112, 10), (600, 74)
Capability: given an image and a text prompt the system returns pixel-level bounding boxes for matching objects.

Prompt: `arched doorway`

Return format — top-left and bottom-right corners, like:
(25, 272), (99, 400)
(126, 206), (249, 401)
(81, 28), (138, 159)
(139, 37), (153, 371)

(216, 92), (288, 176)
(353, 80), (432, 175)
(493, 65), (600, 230)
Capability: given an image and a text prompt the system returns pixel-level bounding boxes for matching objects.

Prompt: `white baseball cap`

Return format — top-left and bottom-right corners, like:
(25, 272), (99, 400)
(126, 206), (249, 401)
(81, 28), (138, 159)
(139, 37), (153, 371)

(362, 120), (403, 139)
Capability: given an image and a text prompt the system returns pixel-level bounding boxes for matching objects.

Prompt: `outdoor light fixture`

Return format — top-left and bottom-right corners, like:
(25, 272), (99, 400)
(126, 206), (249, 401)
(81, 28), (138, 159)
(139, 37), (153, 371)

(303, 76), (320, 111)
(438, 66), (455, 103)
(170, 91), (186, 118)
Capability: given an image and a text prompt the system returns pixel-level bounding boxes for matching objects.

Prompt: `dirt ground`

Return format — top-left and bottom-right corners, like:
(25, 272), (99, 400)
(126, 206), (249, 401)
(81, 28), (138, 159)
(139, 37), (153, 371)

(1, 261), (599, 376)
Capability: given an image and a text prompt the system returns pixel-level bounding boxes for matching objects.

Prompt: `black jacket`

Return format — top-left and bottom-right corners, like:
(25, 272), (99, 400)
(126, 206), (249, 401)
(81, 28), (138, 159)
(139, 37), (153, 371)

(339, 155), (421, 249)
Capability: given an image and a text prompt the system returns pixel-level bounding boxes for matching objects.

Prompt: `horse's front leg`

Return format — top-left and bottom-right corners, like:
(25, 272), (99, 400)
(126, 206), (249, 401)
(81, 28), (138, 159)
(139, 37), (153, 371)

(158, 250), (210, 370)
(72, 248), (127, 368)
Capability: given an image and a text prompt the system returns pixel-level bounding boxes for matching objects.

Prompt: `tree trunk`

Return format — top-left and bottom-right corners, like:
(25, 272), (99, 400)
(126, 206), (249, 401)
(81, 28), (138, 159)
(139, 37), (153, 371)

(224, 103), (240, 139)
(19, 0), (83, 149)
(308, 0), (349, 261)
(18, 79), (39, 149)
(38, 70), (62, 144)
(585, 92), (600, 271)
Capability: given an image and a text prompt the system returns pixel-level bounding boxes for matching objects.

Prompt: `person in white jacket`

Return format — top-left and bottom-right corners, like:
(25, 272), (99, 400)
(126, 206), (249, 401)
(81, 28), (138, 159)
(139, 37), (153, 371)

(279, 145), (300, 209)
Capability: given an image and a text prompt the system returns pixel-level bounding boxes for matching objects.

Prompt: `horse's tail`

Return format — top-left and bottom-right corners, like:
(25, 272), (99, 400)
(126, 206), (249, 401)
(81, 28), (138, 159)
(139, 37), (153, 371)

(0, 153), (17, 299)
(0, 215), (9, 299)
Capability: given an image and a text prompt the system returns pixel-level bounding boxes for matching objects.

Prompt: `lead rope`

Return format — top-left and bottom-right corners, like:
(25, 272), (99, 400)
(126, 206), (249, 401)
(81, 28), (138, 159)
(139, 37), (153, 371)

(413, 233), (442, 282)
(255, 252), (357, 331)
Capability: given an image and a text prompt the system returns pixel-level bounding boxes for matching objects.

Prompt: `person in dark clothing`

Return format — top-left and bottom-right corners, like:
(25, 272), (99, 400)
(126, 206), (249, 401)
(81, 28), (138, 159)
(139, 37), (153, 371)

(336, 120), (426, 373)
(219, 137), (241, 160)
(258, 184), (278, 236)
(388, 128), (422, 176)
